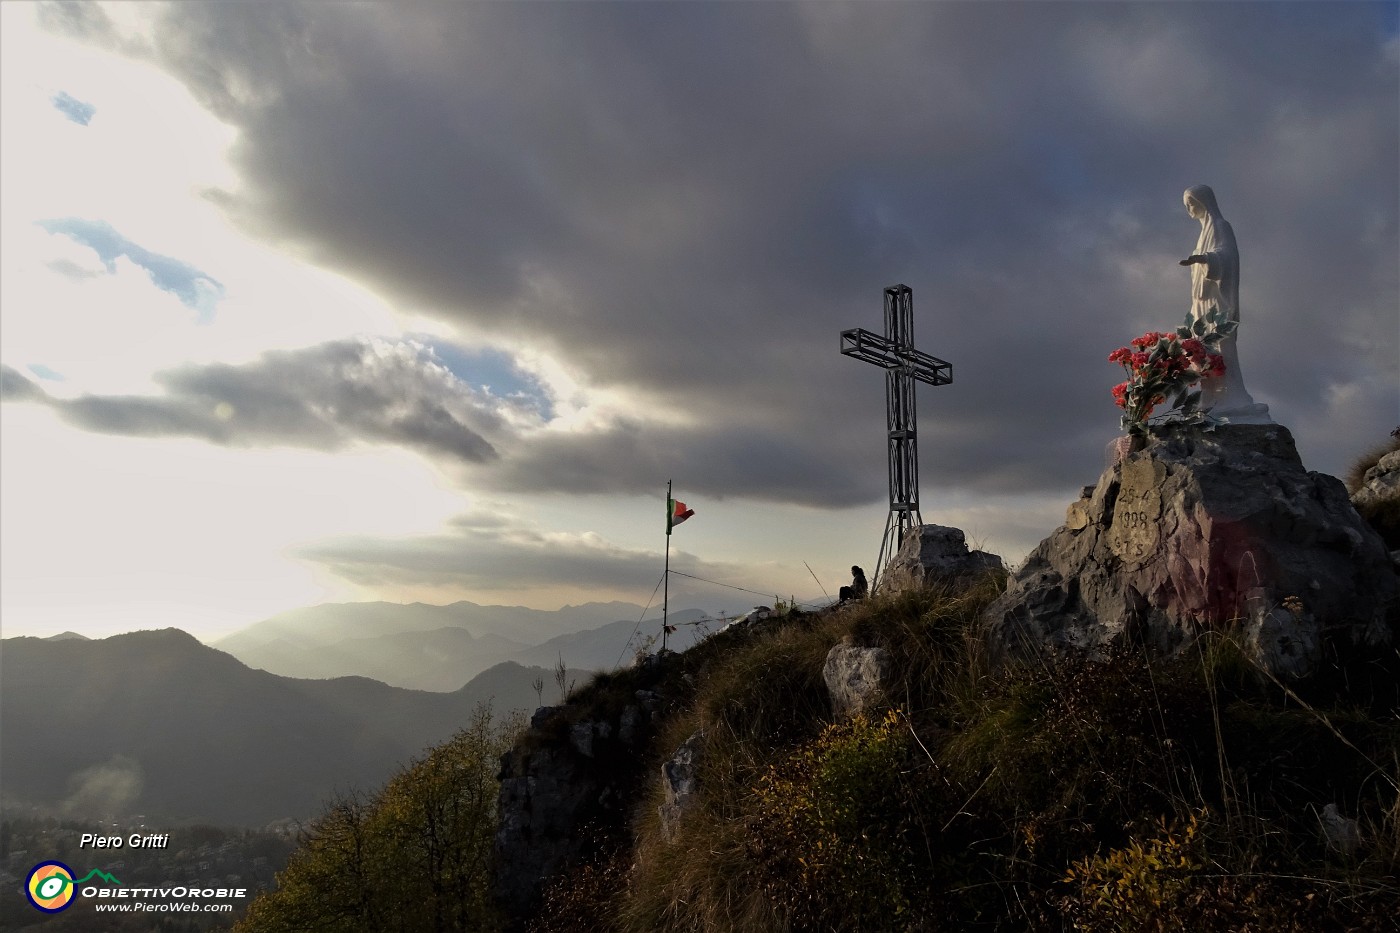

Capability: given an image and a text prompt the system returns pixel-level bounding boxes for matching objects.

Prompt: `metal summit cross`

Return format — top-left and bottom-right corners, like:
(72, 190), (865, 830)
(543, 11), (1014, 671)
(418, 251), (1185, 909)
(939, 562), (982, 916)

(840, 284), (952, 589)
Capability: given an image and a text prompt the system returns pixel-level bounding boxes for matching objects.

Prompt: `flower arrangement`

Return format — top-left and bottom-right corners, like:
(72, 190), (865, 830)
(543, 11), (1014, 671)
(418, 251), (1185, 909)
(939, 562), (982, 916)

(1109, 307), (1235, 435)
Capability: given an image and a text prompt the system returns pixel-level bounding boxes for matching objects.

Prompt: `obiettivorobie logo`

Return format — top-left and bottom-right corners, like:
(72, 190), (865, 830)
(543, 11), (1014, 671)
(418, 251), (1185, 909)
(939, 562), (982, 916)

(24, 859), (247, 915)
(25, 861), (122, 913)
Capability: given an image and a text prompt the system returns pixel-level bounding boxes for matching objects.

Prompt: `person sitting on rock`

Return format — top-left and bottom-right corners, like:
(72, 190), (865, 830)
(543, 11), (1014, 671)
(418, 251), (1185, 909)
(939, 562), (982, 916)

(838, 566), (869, 604)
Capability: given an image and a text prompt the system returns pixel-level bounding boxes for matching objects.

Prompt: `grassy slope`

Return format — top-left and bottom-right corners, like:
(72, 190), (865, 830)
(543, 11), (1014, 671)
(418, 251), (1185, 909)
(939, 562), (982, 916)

(528, 579), (1400, 932)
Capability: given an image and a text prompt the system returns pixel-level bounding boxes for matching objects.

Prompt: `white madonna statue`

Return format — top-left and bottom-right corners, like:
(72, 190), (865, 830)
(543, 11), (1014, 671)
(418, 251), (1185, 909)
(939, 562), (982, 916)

(1179, 185), (1272, 423)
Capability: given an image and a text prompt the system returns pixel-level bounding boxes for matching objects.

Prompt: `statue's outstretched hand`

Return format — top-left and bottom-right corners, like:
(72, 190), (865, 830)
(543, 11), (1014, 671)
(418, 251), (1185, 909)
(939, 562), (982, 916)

(1179, 254), (1205, 266)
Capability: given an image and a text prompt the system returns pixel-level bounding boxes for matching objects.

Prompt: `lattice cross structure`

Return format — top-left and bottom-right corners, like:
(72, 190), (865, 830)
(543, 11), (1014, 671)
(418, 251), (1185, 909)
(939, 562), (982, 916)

(840, 284), (953, 589)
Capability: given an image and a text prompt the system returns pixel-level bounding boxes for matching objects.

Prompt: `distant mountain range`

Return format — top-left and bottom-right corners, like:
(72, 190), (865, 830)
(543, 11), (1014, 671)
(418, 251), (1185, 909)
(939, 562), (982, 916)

(213, 600), (725, 691)
(0, 629), (581, 825)
(0, 600), (750, 826)
(221, 599), (654, 645)
(1, 600), (752, 825)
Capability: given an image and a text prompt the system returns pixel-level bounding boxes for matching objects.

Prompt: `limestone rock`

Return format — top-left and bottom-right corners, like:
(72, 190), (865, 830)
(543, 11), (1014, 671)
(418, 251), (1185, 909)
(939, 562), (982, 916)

(618, 705), (643, 744)
(1318, 803), (1361, 856)
(1352, 448), (1400, 559)
(494, 744), (597, 919)
(982, 424), (1397, 680)
(659, 730), (705, 844)
(495, 693), (661, 921)
(1352, 449), (1400, 509)
(823, 638), (892, 718)
(569, 721), (595, 758)
(882, 524), (1005, 594)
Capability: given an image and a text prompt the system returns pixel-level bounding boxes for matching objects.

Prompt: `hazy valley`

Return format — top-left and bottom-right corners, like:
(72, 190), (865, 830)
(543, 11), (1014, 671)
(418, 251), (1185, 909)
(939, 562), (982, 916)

(0, 599), (733, 827)
(211, 599), (721, 692)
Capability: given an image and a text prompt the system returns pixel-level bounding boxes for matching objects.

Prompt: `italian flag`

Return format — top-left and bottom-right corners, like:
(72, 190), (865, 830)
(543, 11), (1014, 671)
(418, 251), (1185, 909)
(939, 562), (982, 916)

(667, 498), (695, 534)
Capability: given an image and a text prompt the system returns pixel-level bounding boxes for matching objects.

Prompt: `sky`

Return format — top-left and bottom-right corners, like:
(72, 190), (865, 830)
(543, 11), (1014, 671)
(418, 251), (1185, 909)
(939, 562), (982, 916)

(2, 1), (1396, 642)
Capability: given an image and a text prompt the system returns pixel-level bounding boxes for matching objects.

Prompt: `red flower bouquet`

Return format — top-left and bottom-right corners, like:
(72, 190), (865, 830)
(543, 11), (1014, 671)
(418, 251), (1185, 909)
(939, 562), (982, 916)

(1109, 309), (1234, 436)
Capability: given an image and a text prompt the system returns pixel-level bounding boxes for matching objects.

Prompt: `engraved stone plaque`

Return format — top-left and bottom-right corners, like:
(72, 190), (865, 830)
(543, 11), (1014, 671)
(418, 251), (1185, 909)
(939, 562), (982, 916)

(1109, 458), (1166, 566)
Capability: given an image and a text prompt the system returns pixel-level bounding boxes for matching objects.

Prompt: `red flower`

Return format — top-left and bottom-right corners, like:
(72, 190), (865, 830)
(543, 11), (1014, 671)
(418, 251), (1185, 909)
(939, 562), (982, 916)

(1111, 325), (1229, 429)
(1131, 331), (1172, 350)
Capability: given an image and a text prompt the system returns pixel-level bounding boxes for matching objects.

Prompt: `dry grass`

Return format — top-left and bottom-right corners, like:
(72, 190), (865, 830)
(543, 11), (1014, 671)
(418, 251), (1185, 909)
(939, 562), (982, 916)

(527, 579), (1400, 931)
(1344, 434), (1400, 494)
(1344, 433), (1400, 549)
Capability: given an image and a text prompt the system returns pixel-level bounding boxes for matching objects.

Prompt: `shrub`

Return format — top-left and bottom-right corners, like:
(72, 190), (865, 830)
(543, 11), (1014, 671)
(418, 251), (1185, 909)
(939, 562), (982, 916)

(745, 711), (931, 930)
(235, 705), (517, 933)
(1060, 808), (1400, 932)
(529, 847), (629, 933)
(1061, 810), (1205, 931)
(941, 644), (1215, 856)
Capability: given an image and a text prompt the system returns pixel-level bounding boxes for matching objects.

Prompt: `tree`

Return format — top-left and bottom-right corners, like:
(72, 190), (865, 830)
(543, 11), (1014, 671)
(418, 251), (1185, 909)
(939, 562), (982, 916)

(235, 705), (519, 933)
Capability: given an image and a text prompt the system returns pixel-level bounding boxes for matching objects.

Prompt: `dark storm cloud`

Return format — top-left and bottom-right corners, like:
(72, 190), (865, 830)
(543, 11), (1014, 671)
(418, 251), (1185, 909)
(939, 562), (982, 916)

(9, 339), (503, 462)
(490, 419), (870, 508)
(46, 2), (1400, 503)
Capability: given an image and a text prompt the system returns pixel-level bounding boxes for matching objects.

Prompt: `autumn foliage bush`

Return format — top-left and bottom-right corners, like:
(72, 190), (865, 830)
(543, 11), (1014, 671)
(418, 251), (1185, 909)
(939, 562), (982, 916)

(234, 706), (518, 933)
(744, 711), (930, 929)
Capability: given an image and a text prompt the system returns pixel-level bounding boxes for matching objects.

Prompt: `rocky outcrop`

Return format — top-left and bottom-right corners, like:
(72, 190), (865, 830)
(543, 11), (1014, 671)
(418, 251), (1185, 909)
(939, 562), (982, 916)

(1318, 803), (1361, 856)
(823, 638), (891, 718)
(658, 730), (705, 843)
(881, 524), (1005, 594)
(494, 693), (660, 921)
(1352, 449), (1400, 511)
(1351, 447), (1400, 557)
(983, 424), (1397, 680)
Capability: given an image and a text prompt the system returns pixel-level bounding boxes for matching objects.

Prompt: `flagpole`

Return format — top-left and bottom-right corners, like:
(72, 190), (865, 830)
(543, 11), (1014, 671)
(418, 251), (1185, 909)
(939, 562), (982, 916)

(663, 479), (671, 653)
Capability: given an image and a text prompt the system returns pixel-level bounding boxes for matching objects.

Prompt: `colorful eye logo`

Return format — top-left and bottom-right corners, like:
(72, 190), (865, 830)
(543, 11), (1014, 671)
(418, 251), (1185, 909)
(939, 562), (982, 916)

(26, 861), (77, 913)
